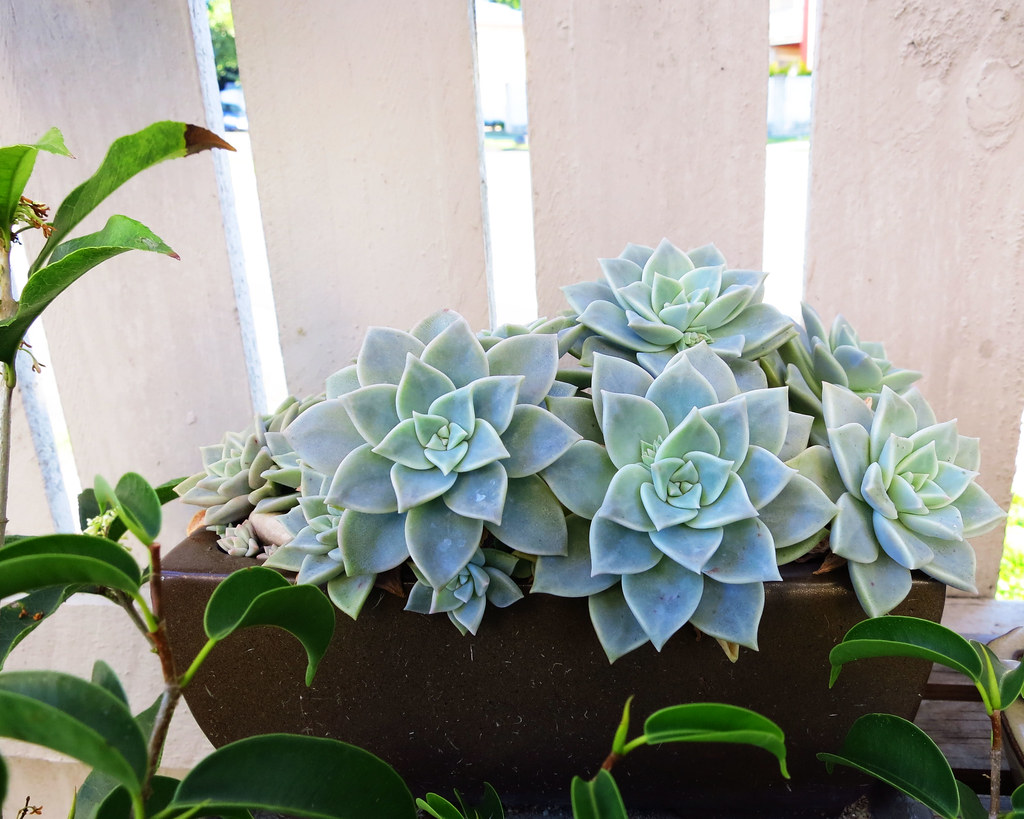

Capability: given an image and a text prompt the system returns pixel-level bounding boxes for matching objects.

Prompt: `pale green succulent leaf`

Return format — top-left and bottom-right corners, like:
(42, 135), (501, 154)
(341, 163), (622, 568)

(729, 389), (789, 456)
(373, 418), (432, 470)
(601, 464), (656, 532)
(635, 349), (677, 375)
(645, 239), (697, 284)
(848, 551), (914, 617)
(470, 375), (522, 434)
(340, 384), (399, 446)
(786, 444), (846, 503)
(907, 420), (959, 463)
(395, 355), (456, 421)
(285, 399), (364, 477)
(954, 436), (981, 471)
(869, 389), (919, 459)
(420, 318), (489, 388)
(736, 446), (794, 509)
(920, 536), (977, 592)
(715, 303), (797, 360)
(951, 482), (1005, 538)
(674, 342), (741, 400)
(541, 440), (615, 519)
(296, 553), (345, 586)
(822, 382), (874, 431)
(428, 384), (476, 433)
(450, 594), (486, 634)
(483, 567), (523, 608)
(651, 273), (685, 315)
(684, 451), (734, 504)
(485, 475), (567, 555)
(591, 353), (654, 428)
(876, 435), (915, 485)
(650, 523), (723, 574)
(532, 515), (618, 598)
(562, 279), (616, 314)
(338, 509), (409, 575)
(404, 581), (434, 614)
(328, 445), (398, 513)
(830, 493), (880, 563)
(262, 546), (306, 572)
(327, 573), (376, 620)
(357, 327), (425, 386)
(409, 309), (462, 344)
(578, 300), (665, 353)
(600, 256), (644, 290)
(828, 422), (871, 501)
(778, 411), (814, 461)
(696, 284), (757, 330)
(690, 473), (757, 529)
(639, 482), (698, 530)
(832, 346), (885, 391)
(900, 505), (963, 540)
(588, 585), (650, 663)
(700, 399), (749, 466)
(685, 243), (726, 268)
(932, 461), (978, 503)
(860, 462), (899, 519)
(443, 462), (508, 524)
(545, 395), (601, 442)
(644, 355), (718, 428)
(689, 578), (764, 650)
(754, 473), (837, 548)
(678, 263), (722, 298)
(703, 518), (781, 583)
(405, 499), (482, 588)
(811, 342), (849, 387)
(621, 558), (703, 650)
(498, 404), (581, 479)
(873, 513), (935, 570)
(392, 463), (457, 511)
(601, 392), (670, 471)
(659, 406), (721, 461)
(590, 516), (663, 575)
(627, 310), (683, 346)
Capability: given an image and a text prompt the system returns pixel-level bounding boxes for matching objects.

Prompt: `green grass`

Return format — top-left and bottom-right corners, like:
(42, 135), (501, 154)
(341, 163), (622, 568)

(997, 492), (1024, 600)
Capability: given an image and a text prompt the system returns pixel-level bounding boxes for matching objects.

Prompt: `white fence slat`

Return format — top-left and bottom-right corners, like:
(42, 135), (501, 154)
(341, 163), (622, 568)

(805, 0), (1024, 594)
(233, 0), (490, 398)
(1, 0), (253, 540)
(7, 391), (53, 536)
(524, 0), (770, 319)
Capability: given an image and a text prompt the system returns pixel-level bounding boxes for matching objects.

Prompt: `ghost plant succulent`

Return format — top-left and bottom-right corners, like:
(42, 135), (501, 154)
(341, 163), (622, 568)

(534, 344), (837, 660)
(178, 236), (1005, 664)
(817, 383), (1005, 618)
(562, 239), (797, 375)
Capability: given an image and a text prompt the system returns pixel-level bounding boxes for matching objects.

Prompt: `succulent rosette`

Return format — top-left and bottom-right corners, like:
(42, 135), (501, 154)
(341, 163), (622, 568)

(534, 343), (837, 661)
(175, 394), (323, 533)
(281, 311), (581, 614)
(561, 238), (797, 375)
(820, 382), (1005, 617)
(769, 304), (921, 445)
(404, 548), (525, 635)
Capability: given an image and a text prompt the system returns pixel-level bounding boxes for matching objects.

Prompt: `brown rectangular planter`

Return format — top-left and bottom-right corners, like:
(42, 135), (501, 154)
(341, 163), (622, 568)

(162, 531), (945, 817)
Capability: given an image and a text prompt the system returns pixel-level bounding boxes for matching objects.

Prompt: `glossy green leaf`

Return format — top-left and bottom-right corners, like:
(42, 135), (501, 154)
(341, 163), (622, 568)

(0, 553), (139, 601)
(611, 697), (632, 757)
(0, 217), (179, 365)
(829, 616), (982, 688)
(0, 533), (141, 585)
(818, 714), (959, 819)
(416, 793), (465, 819)
(0, 585), (78, 669)
(95, 777), (180, 819)
(641, 703), (789, 778)
(203, 567), (335, 685)
(166, 734), (416, 819)
(456, 783), (504, 819)
(30, 122), (230, 274)
(570, 770), (628, 819)
(955, 780), (986, 819)
(971, 641), (1024, 712)
(0, 671), (147, 793)
(0, 127), (71, 239)
(82, 477), (181, 545)
(90, 661), (128, 705)
(111, 472), (162, 545)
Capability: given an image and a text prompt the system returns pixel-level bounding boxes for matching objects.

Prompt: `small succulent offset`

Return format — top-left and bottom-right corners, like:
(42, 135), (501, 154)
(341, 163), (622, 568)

(534, 343), (837, 661)
(768, 304), (922, 444)
(561, 238), (797, 375)
(818, 383), (1005, 617)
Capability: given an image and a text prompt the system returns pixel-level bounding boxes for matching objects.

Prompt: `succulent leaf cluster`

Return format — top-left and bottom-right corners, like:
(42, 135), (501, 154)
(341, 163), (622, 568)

(535, 344), (837, 661)
(561, 239), (797, 375)
(770, 304), (921, 444)
(175, 394), (323, 531)
(819, 383), (1005, 617)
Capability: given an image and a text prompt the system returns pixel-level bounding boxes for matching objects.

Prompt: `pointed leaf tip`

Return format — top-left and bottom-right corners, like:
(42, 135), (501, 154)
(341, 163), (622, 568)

(184, 125), (235, 155)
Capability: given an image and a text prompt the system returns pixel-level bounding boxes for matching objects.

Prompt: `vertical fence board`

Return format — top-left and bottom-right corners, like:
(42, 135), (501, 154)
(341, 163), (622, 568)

(8, 392), (51, 535)
(232, 0), (490, 398)
(524, 1), (769, 318)
(805, 1), (1024, 595)
(1, 0), (252, 539)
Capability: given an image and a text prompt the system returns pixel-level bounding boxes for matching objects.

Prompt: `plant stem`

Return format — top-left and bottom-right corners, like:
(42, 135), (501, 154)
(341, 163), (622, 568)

(990, 710), (1002, 819)
(0, 242), (17, 548)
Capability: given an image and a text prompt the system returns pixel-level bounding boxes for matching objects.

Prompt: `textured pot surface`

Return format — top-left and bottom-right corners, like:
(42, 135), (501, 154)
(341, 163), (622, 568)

(163, 532), (946, 816)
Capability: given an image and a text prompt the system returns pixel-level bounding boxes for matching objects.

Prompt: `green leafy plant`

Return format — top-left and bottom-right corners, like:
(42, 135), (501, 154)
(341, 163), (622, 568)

(821, 615), (1024, 818)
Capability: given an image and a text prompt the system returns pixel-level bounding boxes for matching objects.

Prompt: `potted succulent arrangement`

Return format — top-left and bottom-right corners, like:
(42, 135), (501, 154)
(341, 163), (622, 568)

(165, 238), (1006, 812)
